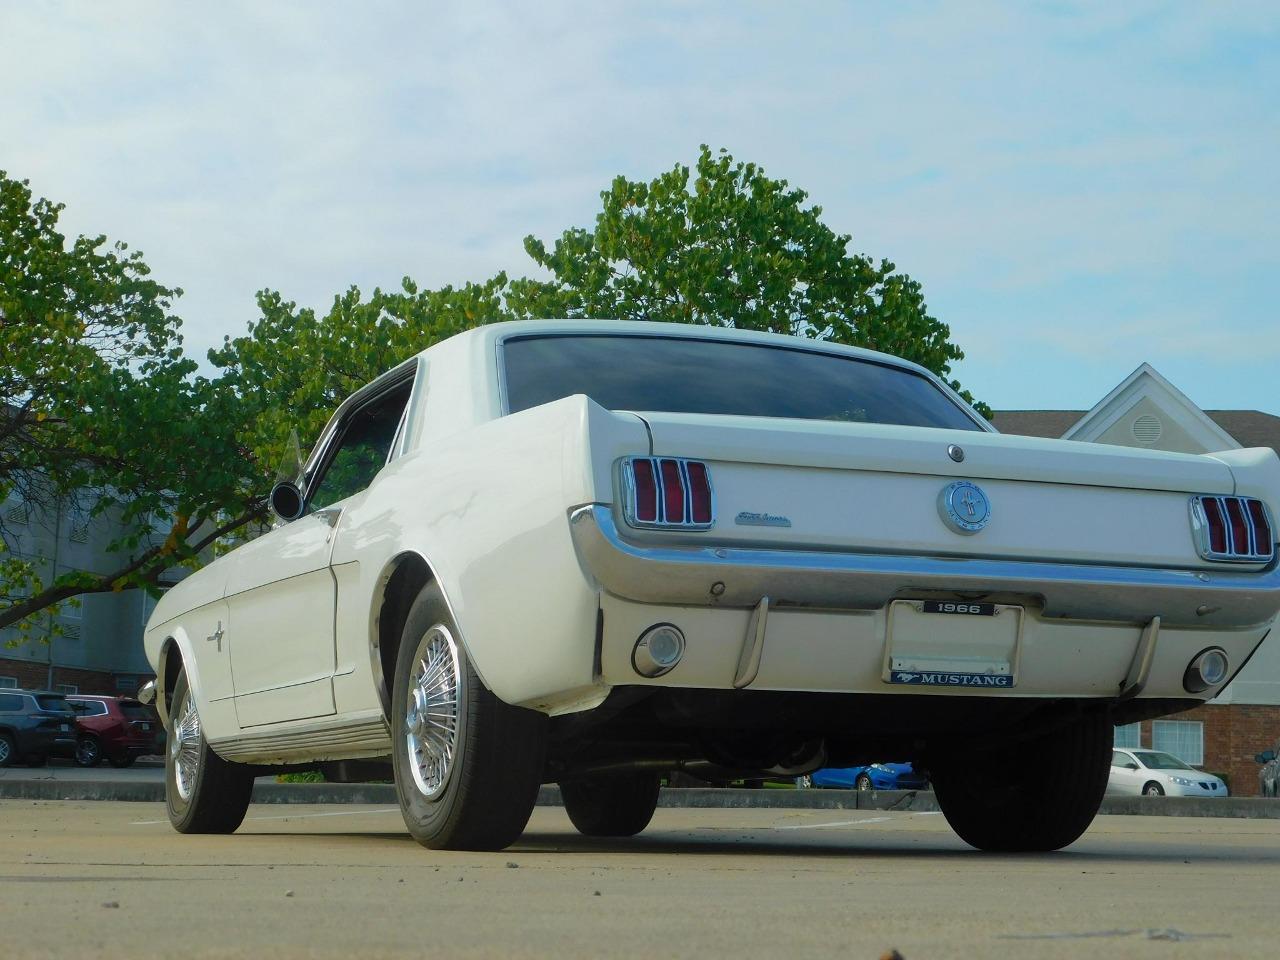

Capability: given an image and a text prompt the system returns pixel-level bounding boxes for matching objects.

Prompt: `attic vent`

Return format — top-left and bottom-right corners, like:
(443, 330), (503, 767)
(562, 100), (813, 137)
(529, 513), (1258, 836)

(61, 623), (81, 641)
(5, 504), (28, 525)
(1132, 415), (1163, 444)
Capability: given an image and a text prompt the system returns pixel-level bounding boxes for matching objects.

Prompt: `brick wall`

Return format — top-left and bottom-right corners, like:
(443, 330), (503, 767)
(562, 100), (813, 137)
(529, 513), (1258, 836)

(0, 656), (151, 697)
(1137, 703), (1280, 796)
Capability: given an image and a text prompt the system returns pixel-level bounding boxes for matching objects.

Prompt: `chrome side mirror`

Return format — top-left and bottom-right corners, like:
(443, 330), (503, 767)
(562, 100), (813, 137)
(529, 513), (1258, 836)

(269, 481), (305, 522)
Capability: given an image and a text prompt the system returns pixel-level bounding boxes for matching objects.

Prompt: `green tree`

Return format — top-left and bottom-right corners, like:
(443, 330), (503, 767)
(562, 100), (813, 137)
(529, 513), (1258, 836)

(510, 145), (985, 413)
(0, 172), (262, 635)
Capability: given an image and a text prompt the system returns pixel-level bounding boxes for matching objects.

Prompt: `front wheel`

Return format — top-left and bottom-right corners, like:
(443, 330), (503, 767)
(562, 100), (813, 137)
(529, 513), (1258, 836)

(932, 711), (1112, 852)
(0, 732), (15, 767)
(1143, 781), (1165, 797)
(75, 736), (102, 767)
(165, 671), (255, 833)
(391, 583), (547, 851)
(561, 773), (661, 837)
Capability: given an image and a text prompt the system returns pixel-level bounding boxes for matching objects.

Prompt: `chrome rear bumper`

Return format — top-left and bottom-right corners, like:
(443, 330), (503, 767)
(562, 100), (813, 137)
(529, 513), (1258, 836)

(569, 505), (1280, 630)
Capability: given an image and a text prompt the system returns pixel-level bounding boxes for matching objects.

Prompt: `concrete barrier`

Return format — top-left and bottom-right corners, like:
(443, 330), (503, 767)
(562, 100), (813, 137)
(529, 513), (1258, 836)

(2, 778), (1277, 817)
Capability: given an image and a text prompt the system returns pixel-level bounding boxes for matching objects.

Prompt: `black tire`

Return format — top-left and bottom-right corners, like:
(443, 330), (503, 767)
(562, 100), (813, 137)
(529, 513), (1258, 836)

(75, 735), (102, 767)
(561, 773), (661, 837)
(108, 753), (136, 769)
(1143, 781), (1165, 797)
(855, 773), (874, 792)
(165, 671), (255, 834)
(391, 582), (547, 851)
(0, 732), (15, 768)
(932, 711), (1112, 852)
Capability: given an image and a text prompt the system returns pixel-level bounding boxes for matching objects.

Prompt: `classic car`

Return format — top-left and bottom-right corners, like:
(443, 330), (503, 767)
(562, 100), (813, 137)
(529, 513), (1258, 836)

(140, 319), (1280, 852)
(797, 762), (930, 791)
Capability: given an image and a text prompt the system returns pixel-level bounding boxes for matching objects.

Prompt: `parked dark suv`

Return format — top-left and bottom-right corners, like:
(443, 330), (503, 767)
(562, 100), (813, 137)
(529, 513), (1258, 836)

(0, 689), (80, 767)
(66, 694), (161, 767)
(1257, 738), (1280, 798)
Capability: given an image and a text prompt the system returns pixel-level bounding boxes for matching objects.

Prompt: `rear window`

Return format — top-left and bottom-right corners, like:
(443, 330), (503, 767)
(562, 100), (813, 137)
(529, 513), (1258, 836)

(502, 334), (982, 431)
(35, 694), (72, 713)
(69, 699), (109, 717)
(0, 694), (21, 712)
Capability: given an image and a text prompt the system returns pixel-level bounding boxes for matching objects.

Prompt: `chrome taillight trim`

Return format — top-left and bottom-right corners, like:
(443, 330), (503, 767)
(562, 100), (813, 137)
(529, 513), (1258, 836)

(620, 457), (715, 531)
(1189, 495), (1276, 563)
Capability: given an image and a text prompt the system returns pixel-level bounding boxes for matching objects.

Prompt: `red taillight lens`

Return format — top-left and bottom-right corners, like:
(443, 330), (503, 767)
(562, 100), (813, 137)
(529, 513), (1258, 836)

(1192, 495), (1274, 562)
(686, 461), (713, 525)
(631, 458), (658, 523)
(623, 457), (714, 529)
(1204, 497), (1228, 555)
(1247, 499), (1273, 554)
(658, 459), (685, 524)
(1225, 498), (1250, 554)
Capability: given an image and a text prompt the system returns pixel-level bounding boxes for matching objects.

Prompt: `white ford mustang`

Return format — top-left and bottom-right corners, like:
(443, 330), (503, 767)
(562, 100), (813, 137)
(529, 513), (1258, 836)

(140, 320), (1280, 851)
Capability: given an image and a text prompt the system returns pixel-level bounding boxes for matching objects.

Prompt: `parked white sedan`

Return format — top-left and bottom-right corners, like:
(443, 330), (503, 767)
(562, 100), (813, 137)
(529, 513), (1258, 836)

(138, 320), (1280, 853)
(1107, 748), (1229, 797)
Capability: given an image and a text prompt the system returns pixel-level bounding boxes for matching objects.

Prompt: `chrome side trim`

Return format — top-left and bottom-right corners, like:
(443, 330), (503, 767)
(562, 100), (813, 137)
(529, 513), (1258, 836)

(569, 504), (1280, 630)
(208, 715), (390, 765)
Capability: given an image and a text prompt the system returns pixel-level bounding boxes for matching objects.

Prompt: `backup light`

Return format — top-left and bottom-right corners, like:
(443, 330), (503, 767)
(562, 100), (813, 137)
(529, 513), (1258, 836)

(632, 624), (686, 678)
(1183, 647), (1230, 693)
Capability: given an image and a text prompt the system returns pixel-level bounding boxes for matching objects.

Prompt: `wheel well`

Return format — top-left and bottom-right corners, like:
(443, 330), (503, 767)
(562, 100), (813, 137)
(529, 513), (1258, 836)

(161, 638), (184, 722)
(375, 554), (435, 720)
(1143, 780), (1161, 792)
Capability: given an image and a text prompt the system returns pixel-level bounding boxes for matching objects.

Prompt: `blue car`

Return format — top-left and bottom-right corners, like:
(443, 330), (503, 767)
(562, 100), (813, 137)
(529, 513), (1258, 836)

(797, 762), (929, 791)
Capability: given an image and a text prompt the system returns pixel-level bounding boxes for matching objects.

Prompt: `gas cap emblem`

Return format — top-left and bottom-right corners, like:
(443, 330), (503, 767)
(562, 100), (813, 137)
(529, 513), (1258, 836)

(939, 481), (991, 535)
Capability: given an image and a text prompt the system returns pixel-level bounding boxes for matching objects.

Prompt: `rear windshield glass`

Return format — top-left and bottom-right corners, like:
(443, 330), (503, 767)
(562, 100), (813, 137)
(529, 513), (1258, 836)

(35, 695), (71, 713)
(502, 335), (981, 430)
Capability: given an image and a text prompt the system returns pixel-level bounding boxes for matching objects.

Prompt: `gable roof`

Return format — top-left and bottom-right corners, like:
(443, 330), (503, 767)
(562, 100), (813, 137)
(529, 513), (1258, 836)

(992, 407), (1280, 457)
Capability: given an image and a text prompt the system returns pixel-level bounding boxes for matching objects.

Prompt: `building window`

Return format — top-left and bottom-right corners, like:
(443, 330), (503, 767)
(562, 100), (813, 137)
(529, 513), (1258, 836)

(1114, 722), (1142, 748)
(1152, 720), (1204, 766)
(55, 683), (79, 695)
(0, 676), (17, 689)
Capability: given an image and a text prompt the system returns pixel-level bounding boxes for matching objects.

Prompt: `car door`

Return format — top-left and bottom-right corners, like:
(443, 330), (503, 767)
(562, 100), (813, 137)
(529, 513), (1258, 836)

(227, 371), (414, 728)
(1108, 749), (1142, 795)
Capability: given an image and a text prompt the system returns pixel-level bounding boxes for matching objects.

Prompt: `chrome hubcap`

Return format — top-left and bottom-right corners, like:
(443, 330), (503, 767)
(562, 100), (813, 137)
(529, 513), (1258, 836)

(0, 738), (10, 763)
(170, 691), (201, 801)
(405, 625), (462, 799)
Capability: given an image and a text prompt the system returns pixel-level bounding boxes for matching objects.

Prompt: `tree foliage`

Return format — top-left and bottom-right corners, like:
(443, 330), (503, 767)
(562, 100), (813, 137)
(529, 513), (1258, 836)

(512, 145), (985, 413)
(0, 172), (261, 636)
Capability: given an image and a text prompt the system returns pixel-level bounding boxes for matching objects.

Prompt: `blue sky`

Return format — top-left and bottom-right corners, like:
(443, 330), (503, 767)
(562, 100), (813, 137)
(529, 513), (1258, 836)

(2, 2), (1276, 413)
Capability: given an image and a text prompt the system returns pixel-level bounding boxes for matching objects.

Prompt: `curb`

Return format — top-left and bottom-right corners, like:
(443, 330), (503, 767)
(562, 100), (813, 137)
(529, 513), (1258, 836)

(1, 779), (1277, 817)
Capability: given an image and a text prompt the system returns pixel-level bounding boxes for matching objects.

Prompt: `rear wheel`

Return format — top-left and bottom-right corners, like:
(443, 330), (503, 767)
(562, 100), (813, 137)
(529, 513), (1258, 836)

(75, 735), (102, 767)
(391, 583), (547, 851)
(561, 773), (661, 837)
(165, 671), (255, 833)
(1143, 781), (1165, 797)
(932, 711), (1111, 852)
(0, 732), (15, 767)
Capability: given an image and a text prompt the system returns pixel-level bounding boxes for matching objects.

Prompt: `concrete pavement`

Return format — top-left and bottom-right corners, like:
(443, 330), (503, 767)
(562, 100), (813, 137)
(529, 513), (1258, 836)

(1, 800), (1277, 959)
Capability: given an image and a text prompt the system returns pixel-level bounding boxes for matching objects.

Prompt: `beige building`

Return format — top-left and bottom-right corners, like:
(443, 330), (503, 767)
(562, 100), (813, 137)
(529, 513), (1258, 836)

(992, 363), (1280, 794)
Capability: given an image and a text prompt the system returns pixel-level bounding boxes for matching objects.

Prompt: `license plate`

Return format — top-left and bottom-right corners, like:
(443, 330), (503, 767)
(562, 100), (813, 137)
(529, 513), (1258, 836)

(921, 600), (995, 616)
(140, 723), (150, 731)
(60, 724), (70, 732)
(883, 599), (1023, 688)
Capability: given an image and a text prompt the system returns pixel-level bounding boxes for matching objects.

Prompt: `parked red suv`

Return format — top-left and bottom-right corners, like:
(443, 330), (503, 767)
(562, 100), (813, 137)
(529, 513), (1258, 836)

(66, 695), (161, 767)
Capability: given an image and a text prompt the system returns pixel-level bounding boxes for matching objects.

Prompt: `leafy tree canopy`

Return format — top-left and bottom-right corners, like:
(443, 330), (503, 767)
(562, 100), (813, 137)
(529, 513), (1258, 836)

(0, 172), (260, 636)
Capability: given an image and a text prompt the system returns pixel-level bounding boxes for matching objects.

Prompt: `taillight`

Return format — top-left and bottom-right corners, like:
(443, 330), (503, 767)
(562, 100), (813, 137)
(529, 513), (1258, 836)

(1191, 495), (1275, 562)
(621, 457), (715, 530)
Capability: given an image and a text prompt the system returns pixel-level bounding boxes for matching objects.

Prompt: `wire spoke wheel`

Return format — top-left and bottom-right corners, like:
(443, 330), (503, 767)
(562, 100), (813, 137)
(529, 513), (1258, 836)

(405, 624), (462, 799)
(170, 690), (203, 801)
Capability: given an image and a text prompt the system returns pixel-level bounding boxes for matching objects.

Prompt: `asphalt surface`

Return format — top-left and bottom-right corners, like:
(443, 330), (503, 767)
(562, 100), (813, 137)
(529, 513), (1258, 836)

(1, 801), (1276, 959)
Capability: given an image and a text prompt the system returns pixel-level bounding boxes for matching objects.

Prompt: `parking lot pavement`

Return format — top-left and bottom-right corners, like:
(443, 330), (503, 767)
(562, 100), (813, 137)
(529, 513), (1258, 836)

(0, 759), (166, 783)
(2, 802), (1277, 960)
